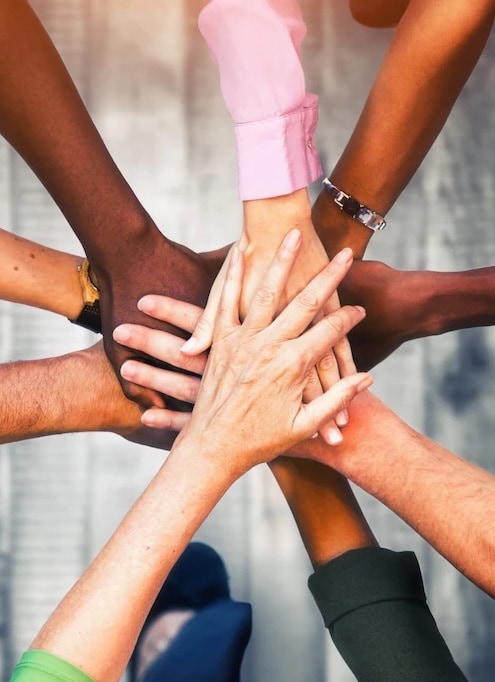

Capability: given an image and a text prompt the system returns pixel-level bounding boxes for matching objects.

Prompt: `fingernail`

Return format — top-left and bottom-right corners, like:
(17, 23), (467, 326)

(120, 361), (136, 380)
(138, 296), (155, 313)
(325, 426), (343, 445)
(354, 305), (366, 316)
(180, 336), (197, 353)
(335, 247), (353, 264)
(141, 412), (155, 426)
(284, 228), (301, 251)
(113, 325), (130, 343)
(311, 432), (319, 439)
(357, 375), (373, 393)
(335, 409), (348, 427)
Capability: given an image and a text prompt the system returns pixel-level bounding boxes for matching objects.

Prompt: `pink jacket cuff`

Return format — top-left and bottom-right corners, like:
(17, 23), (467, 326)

(235, 95), (322, 200)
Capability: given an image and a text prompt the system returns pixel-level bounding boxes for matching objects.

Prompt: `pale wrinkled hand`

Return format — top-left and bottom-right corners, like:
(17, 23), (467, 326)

(176, 230), (371, 473)
(185, 227), (357, 445)
(117, 230), (372, 468)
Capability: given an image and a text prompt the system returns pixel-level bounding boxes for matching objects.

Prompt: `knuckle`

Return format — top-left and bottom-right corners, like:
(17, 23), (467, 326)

(195, 315), (213, 337)
(254, 286), (276, 307)
(182, 380), (199, 404)
(297, 290), (320, 313)
(317, 352), (338, 375)
(324, 314), (346, 337)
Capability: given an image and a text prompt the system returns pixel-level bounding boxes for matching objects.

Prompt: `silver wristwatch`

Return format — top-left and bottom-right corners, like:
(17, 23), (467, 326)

(322, 178), (386, 232)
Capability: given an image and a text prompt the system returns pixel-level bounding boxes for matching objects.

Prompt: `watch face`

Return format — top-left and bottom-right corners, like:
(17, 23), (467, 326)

(342, 196), (361, 218)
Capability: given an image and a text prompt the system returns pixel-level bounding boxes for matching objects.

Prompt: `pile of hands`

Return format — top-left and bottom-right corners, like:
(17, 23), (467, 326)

(110, 229), (373, 472)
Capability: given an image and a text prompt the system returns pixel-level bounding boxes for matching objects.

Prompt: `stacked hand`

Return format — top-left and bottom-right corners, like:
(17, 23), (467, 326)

(114, 230), (372, 461)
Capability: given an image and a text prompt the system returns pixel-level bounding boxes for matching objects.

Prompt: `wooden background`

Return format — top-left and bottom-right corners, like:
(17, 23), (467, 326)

(1, 0), (495, 680)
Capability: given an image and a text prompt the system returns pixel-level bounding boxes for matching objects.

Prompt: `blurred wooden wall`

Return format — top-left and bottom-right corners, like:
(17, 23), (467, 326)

(1, 1), (495, 680)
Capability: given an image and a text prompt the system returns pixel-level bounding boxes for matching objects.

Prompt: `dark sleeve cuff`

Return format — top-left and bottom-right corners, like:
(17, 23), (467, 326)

(308, 548), (467, 682)
(308, 547), (425, 627)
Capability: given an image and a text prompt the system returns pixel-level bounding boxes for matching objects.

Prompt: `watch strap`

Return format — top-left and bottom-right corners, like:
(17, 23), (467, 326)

(322, 178), (386, 232)
(69, 259), (102, 333)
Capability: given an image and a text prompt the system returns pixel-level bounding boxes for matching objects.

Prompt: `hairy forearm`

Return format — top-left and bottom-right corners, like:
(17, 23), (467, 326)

(269, 457), (377, 568)
(0, 228), (83, 318)
(314, 0), (495, 257)
(292, 391), (495, 596)
(0, 344), (141, 444)
(31, 444), (234, 681)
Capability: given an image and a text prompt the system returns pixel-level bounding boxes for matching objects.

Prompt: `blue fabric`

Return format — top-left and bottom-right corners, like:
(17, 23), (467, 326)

(142, 600), (252, 682)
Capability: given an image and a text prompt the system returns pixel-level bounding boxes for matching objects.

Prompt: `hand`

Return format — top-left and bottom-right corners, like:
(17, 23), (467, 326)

(89, 227), (219, 409)
(184, 209), (357, 445)
(120, 230), (372, 473)
(82, 341), (203, 451)
(176, 231), (372, 474)
(339, 259), (409, 371)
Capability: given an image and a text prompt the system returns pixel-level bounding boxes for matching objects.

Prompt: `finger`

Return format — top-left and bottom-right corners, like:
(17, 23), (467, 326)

(319, 293), (357, 377)
(291, 305), (366, 370)
(215, 245), (244, 333)
(121, 360), (201, 404)
(295, 373), (373, 439)
(138, 295), (203, 334)
(113, 324), (207, 375)
(242, 229), (301, 331)
(271, 247), (354, 342)
(303, 367), (343, 444)
(141, 407), (191, 432)
(314, 305), (350, 427)
(103, 338), (166, 409)
(180, 245), (236, 354)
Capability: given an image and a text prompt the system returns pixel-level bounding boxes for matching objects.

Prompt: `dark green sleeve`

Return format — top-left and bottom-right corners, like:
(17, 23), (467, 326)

(308, 547), (468, 681)
(11, 650), (96, 682)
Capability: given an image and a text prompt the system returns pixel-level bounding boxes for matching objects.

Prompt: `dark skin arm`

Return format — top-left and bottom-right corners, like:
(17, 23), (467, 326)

(3, 225), (495, 382)
(313, 0), (495, 258)
(0, 0), (217, 408)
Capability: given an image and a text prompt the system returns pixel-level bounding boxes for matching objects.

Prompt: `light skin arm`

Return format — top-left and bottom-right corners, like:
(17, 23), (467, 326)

(313, 0), (495, 258)
(0, 227), (83, 319)
(290, 389), (495, 598)
(25, 235), (370, 682)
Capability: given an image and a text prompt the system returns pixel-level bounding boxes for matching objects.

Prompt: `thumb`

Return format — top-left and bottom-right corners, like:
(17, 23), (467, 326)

(181, 245), (235, 355)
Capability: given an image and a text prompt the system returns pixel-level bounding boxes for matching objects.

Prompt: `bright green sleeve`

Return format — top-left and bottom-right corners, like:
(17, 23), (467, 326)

(11, 650), (96, 682)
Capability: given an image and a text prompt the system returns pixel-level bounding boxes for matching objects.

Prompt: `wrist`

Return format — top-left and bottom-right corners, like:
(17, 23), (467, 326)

(82, 214), (162, 275)
(167, 436), (240, 495)
(312, 189), (373, 259)
(242, 188), (313, 246)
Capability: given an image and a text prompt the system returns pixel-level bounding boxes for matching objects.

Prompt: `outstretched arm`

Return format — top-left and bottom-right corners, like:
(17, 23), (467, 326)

(290, 389), (495, 598)
(0, 0), (218, 406)
(313, 0), (495, 257)
(0, 227), (83, 319)
(12, 234), (368, 682)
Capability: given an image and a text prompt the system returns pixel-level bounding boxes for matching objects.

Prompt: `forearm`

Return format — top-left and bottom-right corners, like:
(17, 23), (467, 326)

(417, 266), (495, 337)
(0, 344), (141, 444)
(31, 444), (234, 681)
(292, 391), (495, 596)
(313, 0), (495, 257)
(0, 0), (156, 263)
(0, 228), (83, 318)
(269, 458), (376, 568)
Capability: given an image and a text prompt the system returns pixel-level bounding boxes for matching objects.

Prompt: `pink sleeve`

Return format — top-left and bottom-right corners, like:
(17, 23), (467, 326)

(198, 0), (322, 200)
